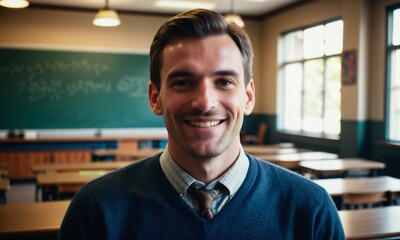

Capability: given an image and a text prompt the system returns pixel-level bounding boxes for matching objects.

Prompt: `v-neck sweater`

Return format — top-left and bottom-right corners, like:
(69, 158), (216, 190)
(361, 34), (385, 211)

(57, 153), (345, 240)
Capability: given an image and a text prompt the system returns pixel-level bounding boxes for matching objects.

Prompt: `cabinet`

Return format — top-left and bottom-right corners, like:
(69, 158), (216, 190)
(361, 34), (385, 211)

(0, 150), (91, 180)
(0, 136), (166, 180)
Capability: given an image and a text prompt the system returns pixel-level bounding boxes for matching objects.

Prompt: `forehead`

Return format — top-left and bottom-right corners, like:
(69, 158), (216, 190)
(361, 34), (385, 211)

(164, 34), (239, 56)
(161, 34), (243, 73)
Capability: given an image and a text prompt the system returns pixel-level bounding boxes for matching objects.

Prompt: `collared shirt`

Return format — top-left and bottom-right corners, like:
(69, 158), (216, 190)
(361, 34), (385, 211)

(160, 145), (249, 216)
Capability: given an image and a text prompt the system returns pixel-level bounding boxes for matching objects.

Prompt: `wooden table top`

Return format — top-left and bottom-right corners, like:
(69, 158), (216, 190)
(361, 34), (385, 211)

(32, 161), (134, 174)
(36, 171), (106, 186)
(0, 200), (70, 236)
(258, 151), (338, 161)
(339, 205), (400, 239)
(257, 151), (338, 169)
(300, 158), (386, 173)
(314, 176), (400, 197)
(242, 143), (295, 151)
(243, 146), (310, 156)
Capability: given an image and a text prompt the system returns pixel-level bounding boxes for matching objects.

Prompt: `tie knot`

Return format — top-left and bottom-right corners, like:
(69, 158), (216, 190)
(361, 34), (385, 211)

(188, 183), (221, 220)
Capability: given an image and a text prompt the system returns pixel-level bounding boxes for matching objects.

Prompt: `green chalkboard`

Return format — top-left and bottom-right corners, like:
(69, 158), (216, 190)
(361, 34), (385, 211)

(0, 48), (164, 129)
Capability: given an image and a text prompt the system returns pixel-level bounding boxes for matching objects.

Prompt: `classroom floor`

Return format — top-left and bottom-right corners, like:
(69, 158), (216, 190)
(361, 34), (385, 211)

(7, 181), (36, 204)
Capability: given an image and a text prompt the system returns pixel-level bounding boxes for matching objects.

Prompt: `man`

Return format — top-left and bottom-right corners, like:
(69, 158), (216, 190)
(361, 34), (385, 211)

(58, 9), (345, 239)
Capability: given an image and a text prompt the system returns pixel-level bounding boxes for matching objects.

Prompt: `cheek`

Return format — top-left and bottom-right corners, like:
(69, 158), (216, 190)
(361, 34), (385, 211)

(160, 91), (186, 114)
(221, 93), (247, 117)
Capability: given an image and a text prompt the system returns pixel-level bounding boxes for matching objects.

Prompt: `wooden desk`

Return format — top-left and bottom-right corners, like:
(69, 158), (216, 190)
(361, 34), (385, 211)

(339, 206), (400, 239)
(34, 162), (134, 201)
(32, 161), (133, 174)
(243, 142), (295, 148)
(37, 171), (106, 201)
(0, 134), (167, 180)
(257, 151), (338, 169)
(243, 146), (309, 156)
(0, 200), (70, 239)
(314, 176), (400, 209)
(314, 176), (400, 197)
(92, 148), (163, 161)
(0, 178), (9, 204)
(300, 158), (386, 179)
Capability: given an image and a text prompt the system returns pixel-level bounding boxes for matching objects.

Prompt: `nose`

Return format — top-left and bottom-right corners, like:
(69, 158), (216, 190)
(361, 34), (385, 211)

(191, 80), (217, 112)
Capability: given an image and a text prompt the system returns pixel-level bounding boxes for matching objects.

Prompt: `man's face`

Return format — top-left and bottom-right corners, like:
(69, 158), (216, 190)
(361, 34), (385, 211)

(149, 34), (255, 160)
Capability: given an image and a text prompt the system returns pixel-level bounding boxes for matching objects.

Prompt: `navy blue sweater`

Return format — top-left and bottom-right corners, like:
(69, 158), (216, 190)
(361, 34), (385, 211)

(57, 154), (345, 240)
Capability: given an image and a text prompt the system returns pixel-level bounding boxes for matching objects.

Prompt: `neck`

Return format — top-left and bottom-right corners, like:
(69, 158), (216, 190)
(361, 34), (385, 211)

(168, 140), (241, 184)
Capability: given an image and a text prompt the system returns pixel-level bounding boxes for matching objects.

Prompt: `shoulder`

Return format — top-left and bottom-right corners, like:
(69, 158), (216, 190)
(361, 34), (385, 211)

(76, 154), (164, 200)
(246, 154), (329, 203)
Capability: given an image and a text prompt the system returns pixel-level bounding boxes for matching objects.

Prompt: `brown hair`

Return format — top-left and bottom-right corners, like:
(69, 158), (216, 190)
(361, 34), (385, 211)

(149, 8), (253, 91)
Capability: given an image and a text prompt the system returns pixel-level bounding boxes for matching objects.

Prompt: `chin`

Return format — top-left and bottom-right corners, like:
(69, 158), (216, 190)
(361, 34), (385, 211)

(188, 144), (223, 159)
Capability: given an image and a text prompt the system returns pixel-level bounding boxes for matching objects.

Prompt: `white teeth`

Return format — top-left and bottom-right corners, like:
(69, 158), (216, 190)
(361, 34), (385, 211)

(189, 121), (220, 127)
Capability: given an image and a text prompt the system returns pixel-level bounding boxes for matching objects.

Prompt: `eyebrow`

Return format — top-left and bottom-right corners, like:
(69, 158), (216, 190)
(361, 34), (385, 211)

(167, 70), (239, 80)
(214, 70), (240, 78)
(166, 71), (194, 80)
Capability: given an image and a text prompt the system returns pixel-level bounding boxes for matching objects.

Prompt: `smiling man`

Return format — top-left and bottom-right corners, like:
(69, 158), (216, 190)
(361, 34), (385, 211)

(58, 9), (345, 240)
(149, 34), (254, 184)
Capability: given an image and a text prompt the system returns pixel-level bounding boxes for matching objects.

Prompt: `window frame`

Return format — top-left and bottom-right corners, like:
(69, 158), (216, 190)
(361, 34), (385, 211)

(385, 3), (400, 143)
(278, 17), (343, 140)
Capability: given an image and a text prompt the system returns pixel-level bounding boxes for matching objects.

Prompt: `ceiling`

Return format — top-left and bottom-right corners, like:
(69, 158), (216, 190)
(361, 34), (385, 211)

(26, 0), (304, 18)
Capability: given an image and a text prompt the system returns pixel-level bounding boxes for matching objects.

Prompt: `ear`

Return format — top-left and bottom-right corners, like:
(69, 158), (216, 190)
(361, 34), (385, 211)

(244, 79), (255, 115)
(148, 82), (163, 115)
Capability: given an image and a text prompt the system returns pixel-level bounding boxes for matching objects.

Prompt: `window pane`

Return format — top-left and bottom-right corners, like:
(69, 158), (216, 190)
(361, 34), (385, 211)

(325, 56), (341, 134)
(284, 31), (303, 61)
(303, 59), (324, 133)
(283, 63), (302, 131)
(279, 19), (342, 137)
(304, 25), (324, 59)
(325, 20), (343, 55)
(392, 49), (400, 87)
(393, 9), (400, 46)
(389, 49), (400, 141)
(389, 88), (400, 141)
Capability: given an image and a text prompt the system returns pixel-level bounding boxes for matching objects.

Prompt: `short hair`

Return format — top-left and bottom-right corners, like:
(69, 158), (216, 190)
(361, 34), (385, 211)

(150, 8), (253, 91)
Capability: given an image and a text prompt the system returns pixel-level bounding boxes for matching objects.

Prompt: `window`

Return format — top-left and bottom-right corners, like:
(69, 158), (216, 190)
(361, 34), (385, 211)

(387, 3), (400, 142)
(278, 19), (343, 137)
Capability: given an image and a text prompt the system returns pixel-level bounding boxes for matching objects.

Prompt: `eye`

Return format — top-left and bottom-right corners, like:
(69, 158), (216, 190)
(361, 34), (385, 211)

(216, 78), (235, 88)
(172, 79), (193, 89)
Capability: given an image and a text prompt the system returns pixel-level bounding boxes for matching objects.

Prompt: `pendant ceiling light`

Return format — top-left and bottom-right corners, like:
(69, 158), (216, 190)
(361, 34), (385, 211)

(93, 0), (120, 27)
(224, 0), (244, 28)
(0, 0), (29, 8)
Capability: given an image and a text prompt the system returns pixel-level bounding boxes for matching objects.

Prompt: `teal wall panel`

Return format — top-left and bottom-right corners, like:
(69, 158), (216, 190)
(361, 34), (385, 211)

(243, 114), (400, 177)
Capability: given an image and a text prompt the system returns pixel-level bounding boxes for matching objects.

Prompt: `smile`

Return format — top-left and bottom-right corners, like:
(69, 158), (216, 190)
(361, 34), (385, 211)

(188, 120), (221, 128)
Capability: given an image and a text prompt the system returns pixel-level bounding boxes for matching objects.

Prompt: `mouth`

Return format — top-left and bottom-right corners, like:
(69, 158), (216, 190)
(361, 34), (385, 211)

(187, 120), (223, 128)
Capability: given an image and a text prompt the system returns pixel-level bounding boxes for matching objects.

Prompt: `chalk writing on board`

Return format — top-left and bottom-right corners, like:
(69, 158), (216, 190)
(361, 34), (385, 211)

(18, 78), (117, 102)
(66, 79), (112, 96)
(18, 79), (63, 102)
(2, 59), (148, 102)
(117, 75), (148, 98)
(0, 60), (109, 79)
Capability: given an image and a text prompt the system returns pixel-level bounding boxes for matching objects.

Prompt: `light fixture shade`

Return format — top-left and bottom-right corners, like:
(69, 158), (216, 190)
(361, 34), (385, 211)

(93, 8), (121, 27)
(0, 0), (29, 8)
(224, 13), (245, 28)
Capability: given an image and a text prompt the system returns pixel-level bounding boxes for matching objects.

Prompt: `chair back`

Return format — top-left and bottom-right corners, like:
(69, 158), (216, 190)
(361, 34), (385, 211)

(343, 191), (390, 209)
(256, 123), (268, 144)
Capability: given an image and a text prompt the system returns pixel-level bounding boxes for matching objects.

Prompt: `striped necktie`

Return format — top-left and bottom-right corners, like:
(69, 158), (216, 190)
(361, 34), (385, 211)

(188, 184), (221, 220)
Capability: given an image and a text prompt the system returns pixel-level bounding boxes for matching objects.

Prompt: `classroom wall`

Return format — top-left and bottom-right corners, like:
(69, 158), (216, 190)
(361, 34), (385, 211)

(0, 8), (166, 51)
(1, 1), (399, 173)
(252, 0), (400, 177)
(0, 7), (262, 82)
(258, 0), (398, 123)
(0, 6), (262, 132)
